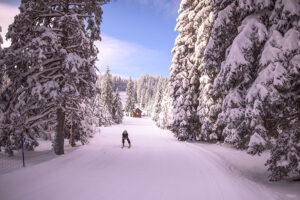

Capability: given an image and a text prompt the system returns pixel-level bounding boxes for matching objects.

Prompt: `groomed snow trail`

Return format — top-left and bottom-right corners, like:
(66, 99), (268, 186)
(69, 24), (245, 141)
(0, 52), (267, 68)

(0, 117), (279, 200)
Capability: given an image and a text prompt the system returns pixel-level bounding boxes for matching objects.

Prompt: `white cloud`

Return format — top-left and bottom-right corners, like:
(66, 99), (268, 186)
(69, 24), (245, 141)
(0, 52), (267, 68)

(0, 2), (170, 77)
(95, 35), (168, 77)
(0, 3), (20, 47)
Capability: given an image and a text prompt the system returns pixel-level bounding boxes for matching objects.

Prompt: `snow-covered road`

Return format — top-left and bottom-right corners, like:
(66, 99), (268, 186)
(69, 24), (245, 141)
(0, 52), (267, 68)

(0, 117), (279, 200)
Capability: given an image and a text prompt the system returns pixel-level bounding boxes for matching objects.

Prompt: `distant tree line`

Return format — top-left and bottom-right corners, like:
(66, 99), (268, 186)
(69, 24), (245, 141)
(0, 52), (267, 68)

(130, 74), (173, 129)
(97, 73), (128, 92)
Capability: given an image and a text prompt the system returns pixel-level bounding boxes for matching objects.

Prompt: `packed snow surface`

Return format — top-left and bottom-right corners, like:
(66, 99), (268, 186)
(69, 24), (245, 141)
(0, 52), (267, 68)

(0, 117), (296, 200)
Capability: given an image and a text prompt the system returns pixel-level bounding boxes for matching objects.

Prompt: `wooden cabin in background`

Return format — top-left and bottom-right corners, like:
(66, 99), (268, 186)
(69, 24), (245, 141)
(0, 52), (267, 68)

(130, 108), (142, 118)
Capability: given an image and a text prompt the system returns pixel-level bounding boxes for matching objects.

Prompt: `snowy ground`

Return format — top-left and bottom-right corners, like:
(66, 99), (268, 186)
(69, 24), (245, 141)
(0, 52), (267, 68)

(0, 139), (77, 174)
(0, 117), (299, 200)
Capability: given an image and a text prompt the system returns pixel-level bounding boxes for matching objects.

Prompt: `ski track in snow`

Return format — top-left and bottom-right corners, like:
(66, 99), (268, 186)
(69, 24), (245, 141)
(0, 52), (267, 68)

(0, 117), (281, 200)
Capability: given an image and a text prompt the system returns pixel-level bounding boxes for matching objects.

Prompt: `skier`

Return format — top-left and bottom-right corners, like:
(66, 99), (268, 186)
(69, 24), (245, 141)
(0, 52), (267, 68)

(122, 130), (131, 148)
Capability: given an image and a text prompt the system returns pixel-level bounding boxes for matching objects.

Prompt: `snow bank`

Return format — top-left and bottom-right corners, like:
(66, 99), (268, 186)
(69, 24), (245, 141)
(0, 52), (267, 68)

(192, 142), (300, 200)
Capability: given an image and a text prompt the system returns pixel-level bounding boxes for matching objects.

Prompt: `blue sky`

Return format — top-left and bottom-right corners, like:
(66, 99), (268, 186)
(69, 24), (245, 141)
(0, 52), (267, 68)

(0, 0), (181, 78)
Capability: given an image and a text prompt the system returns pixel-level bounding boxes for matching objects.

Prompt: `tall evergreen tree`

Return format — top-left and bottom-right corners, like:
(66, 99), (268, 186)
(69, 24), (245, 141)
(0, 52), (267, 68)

(170, 0), (200, 140)
(92, 90), (106, 126)
(152, 78), (165, 121)
(0, 25), (2, 56)
(197, 0), (242, 142)
(65, 98), (96, 147)
(51, 0), (109, 155)
(0, 0), (109, 155)
(262, 0), (300, 179)
(100, 66), (114, 126)
(0, 25), (3, 90)
(0, 25), (3, 141)
(214, 15), (269, 150)
(266, 68), (300, 181)
(156, 81), (173, 129)
(0, 25), (2, 50)
(112, 88), (124, 124)
(0, 1), (59, 155)
(124, 77), (135, 114)
(193, 0), (214, 141)
(133, 80), (138, 105)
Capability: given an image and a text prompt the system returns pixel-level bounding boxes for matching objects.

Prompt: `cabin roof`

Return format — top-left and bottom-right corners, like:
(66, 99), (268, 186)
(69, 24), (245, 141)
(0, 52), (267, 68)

(135, 108), (142, 113)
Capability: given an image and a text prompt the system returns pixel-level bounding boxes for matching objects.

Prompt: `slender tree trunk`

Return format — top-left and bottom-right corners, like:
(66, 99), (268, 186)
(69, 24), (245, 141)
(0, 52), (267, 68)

(70, 119), (76, 147)
(53, 0), (68, 155)
(54, 107), (65, 155)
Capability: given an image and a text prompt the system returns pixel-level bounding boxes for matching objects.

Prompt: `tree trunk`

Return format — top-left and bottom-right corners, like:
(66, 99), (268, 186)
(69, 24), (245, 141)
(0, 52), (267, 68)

(70, 120), (76, 147)
(54, 107), (65, 155)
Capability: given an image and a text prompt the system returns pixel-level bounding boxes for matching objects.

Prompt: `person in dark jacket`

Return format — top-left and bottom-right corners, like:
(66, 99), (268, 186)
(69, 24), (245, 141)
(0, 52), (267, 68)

(122, 130), (131, 148)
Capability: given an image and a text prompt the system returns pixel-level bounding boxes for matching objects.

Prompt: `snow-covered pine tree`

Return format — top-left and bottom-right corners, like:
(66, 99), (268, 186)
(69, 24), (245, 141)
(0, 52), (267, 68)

(0, 23), (1, 76)
(196, 0), (242, 142)
(94, 74), (105, 126)
(0, 25), (3, 146)
(142, 89), (149, 113)
(182, 0), (214, 141)
(0, 25), (2, 55)
(0, 0), (109, 155)
(192, 0), (214, 141)
(0, 25), (3, 89)
(137, 75), (148, 112)
(0, 27), (1, 49)
(100, 66), (114, 126)
(152, 77), (165, 121)
(261, 0), (300, 180)
(156, 80), (173, 129)
(170, 0), (199, 140)
(92, 89), (106, 126)
(124, 77), (135, 114)
(133, 80), (138, 106)
(205, 0), (299, 179)
(136, 75), (149, 109)
(170, 0), (299, 180)
(79, 99), (97, 143)
(213, 12), (270, 149)
(65, 98), (96, 147)
(138, 76), (148, 111)
(229, 0), (300, 158)
(266, 67), (300, 181)
(0, 1), (59, 155)
(112, 88), (124, 124)
(266, 117), (300, 181)
(50, 0), (110, 155)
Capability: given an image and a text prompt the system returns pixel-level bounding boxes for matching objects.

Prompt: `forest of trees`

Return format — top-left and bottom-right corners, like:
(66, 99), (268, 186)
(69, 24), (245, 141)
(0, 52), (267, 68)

(97, 73), (128, 92)
(0, 0), (123, 156)
(0, 0), (298, 183)
(170, 0), (300, 181)
(119, 74), (173, 128)
(131, 75), (173, 129)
